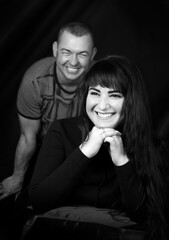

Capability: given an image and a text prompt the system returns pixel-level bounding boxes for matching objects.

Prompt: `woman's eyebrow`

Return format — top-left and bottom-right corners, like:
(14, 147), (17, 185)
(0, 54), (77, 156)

(108, 90), (119, 93)
(88, 87), (100, 92)
(89, 87), (119, 93)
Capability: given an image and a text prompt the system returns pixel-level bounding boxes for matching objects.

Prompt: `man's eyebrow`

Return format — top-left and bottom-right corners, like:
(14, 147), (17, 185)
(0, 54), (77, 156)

(60, 48), (71, 52)
(60, 48), (89, 54)
(79, 50), (89, 54)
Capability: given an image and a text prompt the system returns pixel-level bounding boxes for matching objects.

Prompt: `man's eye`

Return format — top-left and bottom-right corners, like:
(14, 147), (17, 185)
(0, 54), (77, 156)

(62, 51), (70, 56)
(79, 53), (88, 58)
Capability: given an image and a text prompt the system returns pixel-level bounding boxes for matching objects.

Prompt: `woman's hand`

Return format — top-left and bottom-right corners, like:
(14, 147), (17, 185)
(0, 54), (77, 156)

(104, 134), (129, 166)
(79, 126), (104, 158)
(79, 126), (122, 159)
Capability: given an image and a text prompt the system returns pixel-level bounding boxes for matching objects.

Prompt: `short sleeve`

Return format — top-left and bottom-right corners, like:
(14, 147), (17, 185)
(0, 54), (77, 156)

(17, 74), (42, 119)
(16, 57), (55, 119)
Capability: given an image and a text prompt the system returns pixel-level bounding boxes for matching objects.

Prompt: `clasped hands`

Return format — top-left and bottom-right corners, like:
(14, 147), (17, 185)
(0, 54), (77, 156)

(79, 126), (129, 166)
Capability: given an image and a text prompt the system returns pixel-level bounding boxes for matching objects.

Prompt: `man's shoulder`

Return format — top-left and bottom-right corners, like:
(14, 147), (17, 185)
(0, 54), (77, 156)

(23, 56), (56, 81)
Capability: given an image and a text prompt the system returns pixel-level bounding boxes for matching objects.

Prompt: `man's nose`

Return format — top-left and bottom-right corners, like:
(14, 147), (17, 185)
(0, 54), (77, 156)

(69, 54), (78, 66)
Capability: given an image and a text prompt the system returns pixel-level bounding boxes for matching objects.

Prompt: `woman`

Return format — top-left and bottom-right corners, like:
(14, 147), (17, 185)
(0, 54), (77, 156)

(29, 55), (169, 239)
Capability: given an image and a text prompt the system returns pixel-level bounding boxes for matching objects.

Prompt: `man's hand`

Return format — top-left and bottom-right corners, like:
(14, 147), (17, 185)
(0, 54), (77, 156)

(0, 175), (23, 200)
(0, 115), (40, 201)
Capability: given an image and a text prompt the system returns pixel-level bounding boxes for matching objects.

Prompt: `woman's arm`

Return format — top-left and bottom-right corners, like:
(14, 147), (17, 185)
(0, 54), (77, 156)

(29, 120), (89, 212)
(115, 161), (147, 223)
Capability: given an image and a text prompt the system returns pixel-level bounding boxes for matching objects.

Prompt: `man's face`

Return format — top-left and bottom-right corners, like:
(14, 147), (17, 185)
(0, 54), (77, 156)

(54, 31), (96, 84)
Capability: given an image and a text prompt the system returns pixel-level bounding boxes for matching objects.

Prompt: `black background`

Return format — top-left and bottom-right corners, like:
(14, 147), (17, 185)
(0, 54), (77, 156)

(0, 0), (169, 180)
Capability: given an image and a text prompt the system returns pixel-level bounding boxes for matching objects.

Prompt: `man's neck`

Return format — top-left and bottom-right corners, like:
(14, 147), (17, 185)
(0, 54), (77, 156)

(56, 68), (83, 91)
(55, 69), (83, 94)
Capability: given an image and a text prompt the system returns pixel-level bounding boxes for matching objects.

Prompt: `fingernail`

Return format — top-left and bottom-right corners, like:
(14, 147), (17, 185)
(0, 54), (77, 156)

(115, 131), (122, 136)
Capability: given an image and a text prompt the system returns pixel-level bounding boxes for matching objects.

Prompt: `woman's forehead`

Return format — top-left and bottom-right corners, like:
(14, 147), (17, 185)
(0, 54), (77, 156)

(88, 85), (117, 91)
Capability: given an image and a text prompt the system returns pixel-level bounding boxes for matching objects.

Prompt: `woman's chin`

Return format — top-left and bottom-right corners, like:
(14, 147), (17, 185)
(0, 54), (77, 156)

(94, 122), (118, 129)
(95, 123), (111, 129)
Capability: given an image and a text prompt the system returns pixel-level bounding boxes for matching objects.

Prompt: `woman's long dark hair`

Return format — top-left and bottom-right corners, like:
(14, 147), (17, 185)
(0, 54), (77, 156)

(79, 55), (169, 239)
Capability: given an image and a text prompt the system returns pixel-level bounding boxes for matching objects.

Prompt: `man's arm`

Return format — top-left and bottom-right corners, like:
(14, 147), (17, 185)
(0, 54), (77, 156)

(0, 114), (40, 200)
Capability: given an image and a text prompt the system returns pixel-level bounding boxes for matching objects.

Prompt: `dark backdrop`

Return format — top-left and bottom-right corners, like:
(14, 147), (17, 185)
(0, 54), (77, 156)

(1, 0), (169, 180)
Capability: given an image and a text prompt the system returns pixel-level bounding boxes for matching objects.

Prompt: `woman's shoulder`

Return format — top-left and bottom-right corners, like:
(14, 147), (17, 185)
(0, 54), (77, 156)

(51, 116), (84, 131)
(58, 116), (83, 124)
(49, 116), (83, 144)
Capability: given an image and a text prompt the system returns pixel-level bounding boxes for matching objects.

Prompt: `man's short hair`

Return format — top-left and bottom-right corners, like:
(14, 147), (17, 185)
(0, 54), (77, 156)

(57, 21), (95, 46)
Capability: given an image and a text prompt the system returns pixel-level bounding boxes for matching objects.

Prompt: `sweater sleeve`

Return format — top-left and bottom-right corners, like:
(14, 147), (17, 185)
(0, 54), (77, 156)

(115, 161), (147, 222)
(29, 120), (90, 212)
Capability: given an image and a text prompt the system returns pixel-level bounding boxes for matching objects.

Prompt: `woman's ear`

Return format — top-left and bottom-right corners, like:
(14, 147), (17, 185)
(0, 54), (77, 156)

(52, 41), (58, 57)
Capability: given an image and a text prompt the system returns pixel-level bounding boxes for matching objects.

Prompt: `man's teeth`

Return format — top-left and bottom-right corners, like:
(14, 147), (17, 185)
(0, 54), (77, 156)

(67, 67), (78, 73)
(97, 113), (112, 118)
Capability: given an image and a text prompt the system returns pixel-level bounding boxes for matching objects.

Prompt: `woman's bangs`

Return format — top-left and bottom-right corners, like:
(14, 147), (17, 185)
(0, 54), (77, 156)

(89, 73), (123, 93)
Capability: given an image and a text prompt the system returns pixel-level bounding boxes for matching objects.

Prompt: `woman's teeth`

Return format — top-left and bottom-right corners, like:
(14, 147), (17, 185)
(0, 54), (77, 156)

(97, 112), (112, 118)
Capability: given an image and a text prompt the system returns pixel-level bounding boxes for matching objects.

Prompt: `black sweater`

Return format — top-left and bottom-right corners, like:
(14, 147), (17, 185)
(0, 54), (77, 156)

(29, 116), (146, 222)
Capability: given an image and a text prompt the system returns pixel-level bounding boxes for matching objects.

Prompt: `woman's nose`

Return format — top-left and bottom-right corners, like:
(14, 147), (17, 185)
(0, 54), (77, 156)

(98, 97), (110, 110)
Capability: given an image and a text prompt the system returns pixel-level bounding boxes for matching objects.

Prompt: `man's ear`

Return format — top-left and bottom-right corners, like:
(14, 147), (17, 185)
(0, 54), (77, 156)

(91, 47), (97, 60)
(52, 41), (58, 57)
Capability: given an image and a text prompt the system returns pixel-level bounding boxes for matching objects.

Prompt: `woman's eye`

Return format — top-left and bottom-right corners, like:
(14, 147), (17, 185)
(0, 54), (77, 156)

(89, 91), (99, 96)
(110, 93), (123, 98)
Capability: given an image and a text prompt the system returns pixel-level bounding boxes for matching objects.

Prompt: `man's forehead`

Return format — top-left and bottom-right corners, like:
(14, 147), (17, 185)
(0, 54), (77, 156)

(58, 31), (93, 47)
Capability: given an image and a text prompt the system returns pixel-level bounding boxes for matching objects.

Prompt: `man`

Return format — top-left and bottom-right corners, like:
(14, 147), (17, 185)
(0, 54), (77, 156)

(0, 21), (97, 200)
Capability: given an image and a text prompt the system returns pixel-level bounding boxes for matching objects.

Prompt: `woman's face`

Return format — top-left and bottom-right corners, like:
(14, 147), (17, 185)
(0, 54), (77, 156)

(86, 85), (124, 128)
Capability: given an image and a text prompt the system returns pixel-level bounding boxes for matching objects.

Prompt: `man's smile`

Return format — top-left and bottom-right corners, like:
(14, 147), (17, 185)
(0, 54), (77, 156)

(66, 66), (80, 74)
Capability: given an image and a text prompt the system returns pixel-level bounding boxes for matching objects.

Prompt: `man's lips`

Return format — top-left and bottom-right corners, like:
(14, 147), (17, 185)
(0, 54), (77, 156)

(66, 66), (80, 74)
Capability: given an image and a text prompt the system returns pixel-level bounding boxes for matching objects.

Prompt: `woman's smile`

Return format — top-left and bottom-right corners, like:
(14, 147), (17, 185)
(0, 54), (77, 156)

(86, 85), (124, 128)
(95, 111), (114, 119)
